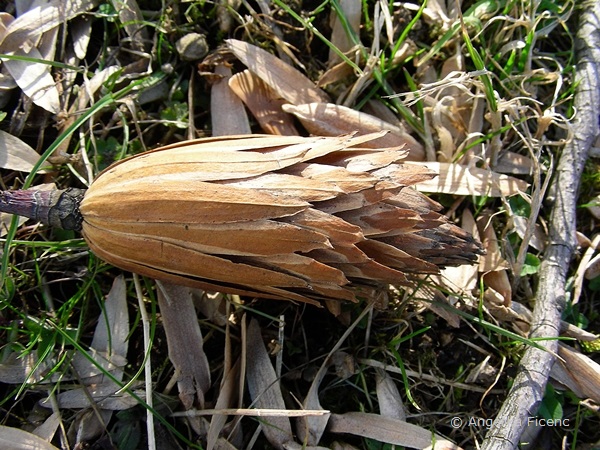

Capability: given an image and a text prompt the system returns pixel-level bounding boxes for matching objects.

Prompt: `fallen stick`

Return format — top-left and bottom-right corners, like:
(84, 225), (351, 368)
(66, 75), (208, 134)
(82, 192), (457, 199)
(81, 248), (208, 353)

(481, 1), (600, 448)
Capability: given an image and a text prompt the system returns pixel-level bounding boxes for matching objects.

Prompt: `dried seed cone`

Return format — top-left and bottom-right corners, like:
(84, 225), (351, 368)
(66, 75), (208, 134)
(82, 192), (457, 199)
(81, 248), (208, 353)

(80, 133), (483, 304)
(4, 134), (484, 305)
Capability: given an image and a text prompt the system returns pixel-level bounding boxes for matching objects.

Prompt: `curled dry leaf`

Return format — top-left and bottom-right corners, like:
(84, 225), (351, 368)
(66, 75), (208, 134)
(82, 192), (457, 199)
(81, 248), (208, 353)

(551, 343), (600, 403)
(282, 103), (425, 161)
(226, 39), (329, 106)
(228, 70), (298, 135)
(1, 134), (484, 306)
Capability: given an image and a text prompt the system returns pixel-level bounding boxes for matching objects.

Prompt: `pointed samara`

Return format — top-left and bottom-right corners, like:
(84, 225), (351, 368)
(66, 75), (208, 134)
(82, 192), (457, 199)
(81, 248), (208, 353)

(0, 133), (483, 305)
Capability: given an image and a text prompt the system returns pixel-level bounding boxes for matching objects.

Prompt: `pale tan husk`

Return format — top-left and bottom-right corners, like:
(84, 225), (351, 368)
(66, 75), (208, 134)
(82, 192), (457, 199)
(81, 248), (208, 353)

(79, 133), (483, 305)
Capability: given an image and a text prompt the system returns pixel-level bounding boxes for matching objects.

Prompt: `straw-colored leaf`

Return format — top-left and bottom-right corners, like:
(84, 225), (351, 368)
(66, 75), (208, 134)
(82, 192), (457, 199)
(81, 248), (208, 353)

(0, 425), (59, 450)
(410, 161), (528, 197)
(51, 383), (140, 410)
(477, 212), (511, 305)
(226, 39), (329, 105)
(440, 209), (480, 294)
(0, 0), (98, 52)
(70, 16), (93, 59)
(207, 359), (241, 450)
(110, 0), (148, 53)
(32, 412), (60, 443)
(495, 151), (534, 176)
(69, 409), (113, 446)
(0, 352), (56, 384)
(512, 215), (547, 251)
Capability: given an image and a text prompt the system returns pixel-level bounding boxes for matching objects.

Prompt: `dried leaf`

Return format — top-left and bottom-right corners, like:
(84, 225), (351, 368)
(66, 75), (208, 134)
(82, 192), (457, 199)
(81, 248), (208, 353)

(68, 409), (113, 446)
(211, 64), (251, 136)
(440, 209), (480, 294)
(0, 425), (59, 450)
(157, 281), (211, 410)
(0, 0), (98, 52)
(328, 412), (452, 449)
(375, 369), (406, 420)
(70, 16), (92, 59)
(0, 0), (98, 113)
(110, 0), (148, 53)
(328, 0), (361, 66)
(52, 383), (140, 410)
(0, 352), (56, 384)
(32, 412), (60, 442)
(512, 215), (547, 251)
(282, 103), (425, 160)
(477, 213), (511, 305)
(410, 162), (528, 197)
(551, 343), (600, 403)
(495, 151), (534, 175)
(2, 48), (60, 113)
(72, 275), (129, 381)
(226, 39), (329, 105)
(228, 70), (298, 135)
(246, 319), (293, 448)
(207, 359), (242, 450)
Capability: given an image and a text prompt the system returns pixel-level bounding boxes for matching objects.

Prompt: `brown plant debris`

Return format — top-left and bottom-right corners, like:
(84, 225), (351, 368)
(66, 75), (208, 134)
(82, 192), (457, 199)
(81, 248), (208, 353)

(0, 133), (483, 306)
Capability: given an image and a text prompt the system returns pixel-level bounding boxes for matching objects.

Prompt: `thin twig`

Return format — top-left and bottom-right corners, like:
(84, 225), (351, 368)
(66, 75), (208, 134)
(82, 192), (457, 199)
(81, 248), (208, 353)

(481, 1), (600, 448)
